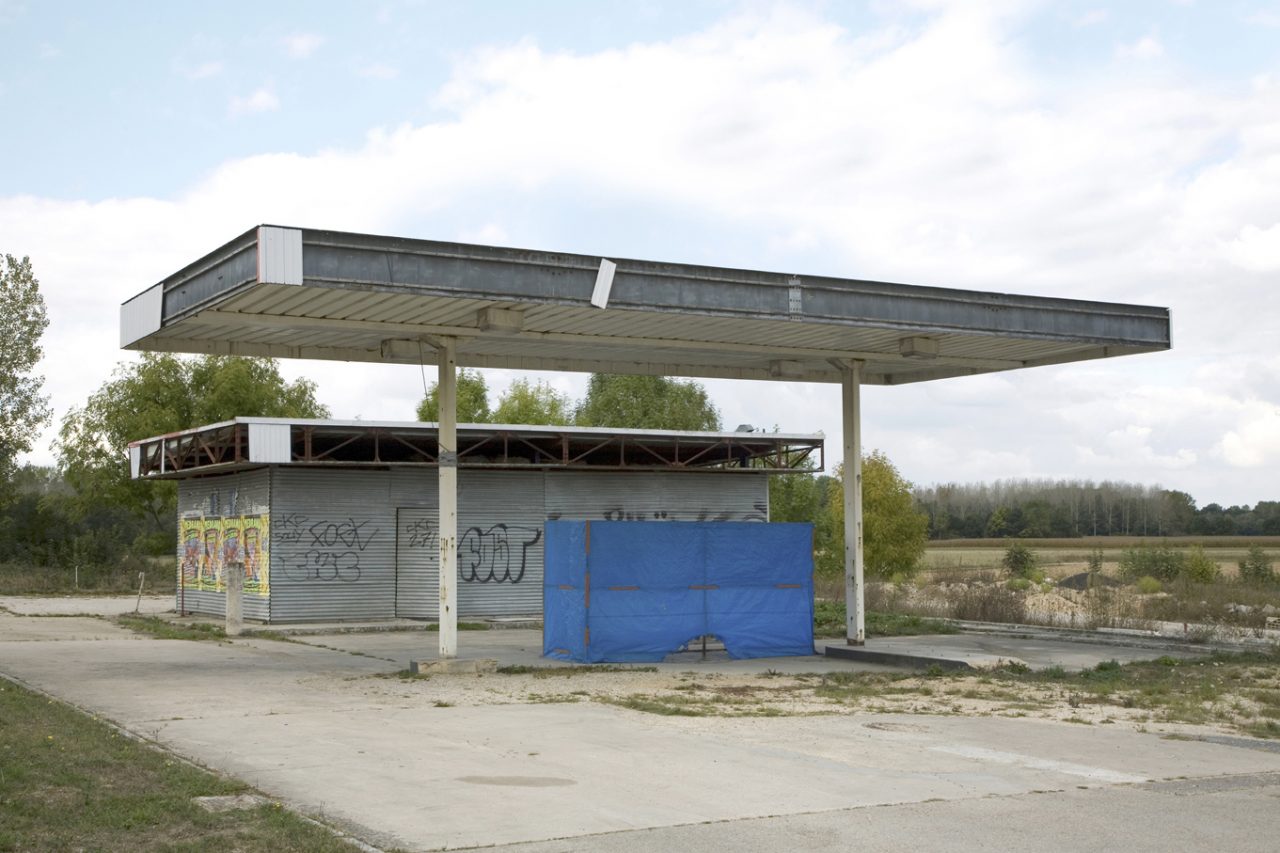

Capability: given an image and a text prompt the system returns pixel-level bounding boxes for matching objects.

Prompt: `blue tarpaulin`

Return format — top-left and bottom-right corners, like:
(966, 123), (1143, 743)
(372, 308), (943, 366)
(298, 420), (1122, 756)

(543, 521), (814, 663)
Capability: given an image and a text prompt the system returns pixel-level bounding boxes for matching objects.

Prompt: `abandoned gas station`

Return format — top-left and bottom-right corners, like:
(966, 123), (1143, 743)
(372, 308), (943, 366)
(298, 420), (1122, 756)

(120, 225), (1170, 659)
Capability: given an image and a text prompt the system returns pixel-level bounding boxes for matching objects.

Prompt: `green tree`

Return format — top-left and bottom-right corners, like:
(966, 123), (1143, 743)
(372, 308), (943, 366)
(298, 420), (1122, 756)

(573, 374), (721, 431)
(0, 254), (51, 497)
(1238, 545), (1275, 585)
(492, 378), (572, 425)
(57, 354), (328, 533)
(820, 450), (929, 579)
(416, 368), (492, 423)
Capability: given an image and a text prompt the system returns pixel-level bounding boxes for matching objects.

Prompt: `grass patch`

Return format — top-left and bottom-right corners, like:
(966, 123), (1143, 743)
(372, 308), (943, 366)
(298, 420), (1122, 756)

(495, 664), (658, 677)
(601, 694), (708, 716)
(813, 600), (957, 638)
(116, 615), (226, 641)
(424, 622), (492, 631)
(0, 678), (355, 851)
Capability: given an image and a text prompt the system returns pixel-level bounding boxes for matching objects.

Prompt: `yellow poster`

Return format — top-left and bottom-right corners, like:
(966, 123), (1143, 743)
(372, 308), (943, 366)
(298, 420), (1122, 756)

(178, 514), (270, 596)
(241, 514), (270, 596)
(198, 517), (223, 592)
(179, 517), (202, 589)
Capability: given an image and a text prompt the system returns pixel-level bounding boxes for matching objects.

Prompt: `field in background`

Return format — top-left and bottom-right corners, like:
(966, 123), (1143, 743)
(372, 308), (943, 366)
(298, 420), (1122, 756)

(922, 538), (1280, 580)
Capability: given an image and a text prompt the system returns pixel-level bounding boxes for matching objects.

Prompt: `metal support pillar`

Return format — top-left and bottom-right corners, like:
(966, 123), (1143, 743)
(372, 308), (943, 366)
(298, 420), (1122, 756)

(437, 337), (459, 658)
(842, 360), (865, 645)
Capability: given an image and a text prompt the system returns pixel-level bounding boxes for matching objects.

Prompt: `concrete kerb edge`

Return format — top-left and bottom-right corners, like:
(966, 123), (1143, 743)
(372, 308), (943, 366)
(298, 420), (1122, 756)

(949, 619), (1279, 655)
(821, 644), (989, 671)
(0, 668), (391, 853)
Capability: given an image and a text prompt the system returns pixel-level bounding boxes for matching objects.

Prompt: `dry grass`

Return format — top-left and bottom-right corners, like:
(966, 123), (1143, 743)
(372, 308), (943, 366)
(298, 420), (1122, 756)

(580, 650), (1280, 739)
(0, 558), (175, 596)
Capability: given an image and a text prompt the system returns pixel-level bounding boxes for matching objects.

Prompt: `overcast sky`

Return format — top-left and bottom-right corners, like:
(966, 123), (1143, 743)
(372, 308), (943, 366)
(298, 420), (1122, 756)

(2, 1), (1278, 507)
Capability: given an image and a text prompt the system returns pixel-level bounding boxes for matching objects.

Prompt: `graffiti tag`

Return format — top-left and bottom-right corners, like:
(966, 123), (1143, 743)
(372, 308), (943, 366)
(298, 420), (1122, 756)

(460, 524), (541, 584)
(309, 519), (378, 550)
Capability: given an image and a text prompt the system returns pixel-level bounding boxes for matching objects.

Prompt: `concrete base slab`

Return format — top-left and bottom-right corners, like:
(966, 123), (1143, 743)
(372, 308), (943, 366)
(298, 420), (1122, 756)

(194, 793), (268, 813)
(4, 620), (1272, 851)
(409, 657), (498, 675)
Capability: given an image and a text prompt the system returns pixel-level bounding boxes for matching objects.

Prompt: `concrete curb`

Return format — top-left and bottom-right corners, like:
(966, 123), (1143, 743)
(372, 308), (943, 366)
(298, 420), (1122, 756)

(822, 644), (976, 670)
(950, 619), (1276, 655)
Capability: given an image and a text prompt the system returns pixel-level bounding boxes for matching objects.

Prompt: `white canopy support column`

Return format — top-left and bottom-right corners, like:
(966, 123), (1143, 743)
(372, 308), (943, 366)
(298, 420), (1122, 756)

(841, 360), (865, 645)
(437, 336), (459, 658)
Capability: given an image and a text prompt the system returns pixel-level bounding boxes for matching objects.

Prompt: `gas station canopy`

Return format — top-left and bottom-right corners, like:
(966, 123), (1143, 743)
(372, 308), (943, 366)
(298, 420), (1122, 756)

(120, 224), (1171, 653)
(121, 225), (1170, 383)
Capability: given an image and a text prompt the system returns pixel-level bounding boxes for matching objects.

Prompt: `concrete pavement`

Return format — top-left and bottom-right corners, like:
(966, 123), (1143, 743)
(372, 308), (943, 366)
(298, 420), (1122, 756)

(4, 610), (1280, 851)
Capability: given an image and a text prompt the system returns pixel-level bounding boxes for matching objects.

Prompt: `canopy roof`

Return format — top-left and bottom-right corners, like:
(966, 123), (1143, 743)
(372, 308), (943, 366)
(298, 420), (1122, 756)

(127, 418), (823, 480)
(120, 225), (1170, 385)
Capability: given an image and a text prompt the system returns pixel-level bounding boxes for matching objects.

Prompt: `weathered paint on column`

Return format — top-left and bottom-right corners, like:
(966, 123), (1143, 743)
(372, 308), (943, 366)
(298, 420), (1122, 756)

(437, 337), (459, 658)
(842, 360), (865, 645)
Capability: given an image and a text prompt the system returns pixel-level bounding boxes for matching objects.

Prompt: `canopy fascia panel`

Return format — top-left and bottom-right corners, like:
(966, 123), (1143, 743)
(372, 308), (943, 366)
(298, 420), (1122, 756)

(120, 225), (1171, 385)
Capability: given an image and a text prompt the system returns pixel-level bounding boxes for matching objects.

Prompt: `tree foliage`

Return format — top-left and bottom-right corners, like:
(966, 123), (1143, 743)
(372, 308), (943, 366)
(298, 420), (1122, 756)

(492, 378), (572, 425)
(819, 450), (929, 579)
(416, 368), (492, 423)
(0, 254), (51, 494)
(573, 374), (721, 431)
(57, 354), (328, 531)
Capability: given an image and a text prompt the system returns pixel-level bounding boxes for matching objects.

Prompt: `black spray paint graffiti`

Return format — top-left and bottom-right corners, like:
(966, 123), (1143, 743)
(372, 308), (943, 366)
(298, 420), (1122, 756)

(404, 518), (437, 549)
(460, 524), (542, 584)
(277, 515), (381, 583)
(273, 513), (308, 545)
(546, 503), (770, 523)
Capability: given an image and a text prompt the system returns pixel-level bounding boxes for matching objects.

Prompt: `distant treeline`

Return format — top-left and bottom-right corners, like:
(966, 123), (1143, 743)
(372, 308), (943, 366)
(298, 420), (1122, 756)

(913, 479), (1280, 540)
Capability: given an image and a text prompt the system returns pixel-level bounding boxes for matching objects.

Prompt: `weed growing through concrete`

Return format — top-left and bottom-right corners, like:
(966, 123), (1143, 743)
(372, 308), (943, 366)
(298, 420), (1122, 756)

(116, 615), (226, 641)
(577, 649), (1280, 740)
(495, 664), (658, 677)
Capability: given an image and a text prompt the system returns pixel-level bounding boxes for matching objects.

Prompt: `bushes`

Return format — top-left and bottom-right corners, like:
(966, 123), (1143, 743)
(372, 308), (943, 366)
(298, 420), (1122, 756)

(1239, 546), (1276, 585)
(1135, 576), (1162, 595)
(1182, 545), (1220, 584)
(1118, 543), (1184, 581)
(1118, 542), (1220, 584)
(1002, 542), (1040, 579)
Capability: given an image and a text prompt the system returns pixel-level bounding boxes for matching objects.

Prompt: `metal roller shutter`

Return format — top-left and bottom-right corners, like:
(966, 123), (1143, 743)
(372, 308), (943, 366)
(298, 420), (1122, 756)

(269, 468), (396, 622)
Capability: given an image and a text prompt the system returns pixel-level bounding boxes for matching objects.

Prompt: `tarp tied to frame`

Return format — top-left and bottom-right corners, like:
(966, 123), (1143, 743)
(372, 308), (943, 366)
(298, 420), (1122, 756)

(543, 521), (814, 663)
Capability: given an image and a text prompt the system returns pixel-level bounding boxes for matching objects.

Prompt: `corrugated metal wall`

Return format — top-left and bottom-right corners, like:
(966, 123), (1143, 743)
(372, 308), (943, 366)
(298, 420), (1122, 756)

(269, 468), (397, 622)
(181, 467), (769, 622)
(392, 468), (438, 618)
(175, 469), (271, 620)
(544, 471), (769, 523)
(458, 471), (546, 617)
(394, 471), (546, 619)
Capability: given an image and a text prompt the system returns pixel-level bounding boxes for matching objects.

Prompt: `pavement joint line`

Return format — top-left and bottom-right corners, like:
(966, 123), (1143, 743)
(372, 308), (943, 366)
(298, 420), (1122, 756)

(431, 775), (1189, 853)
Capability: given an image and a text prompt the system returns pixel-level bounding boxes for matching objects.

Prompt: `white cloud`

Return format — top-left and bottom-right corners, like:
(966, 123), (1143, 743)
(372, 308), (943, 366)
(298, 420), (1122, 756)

(282, 32), (325, 59)
(1222, 221), (1280, 271)
(228, 87), (279, 116)
(1219, 401), (1280, 467)
(1117, 35), (1164, 59)
(4, 3), (1280, 504)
